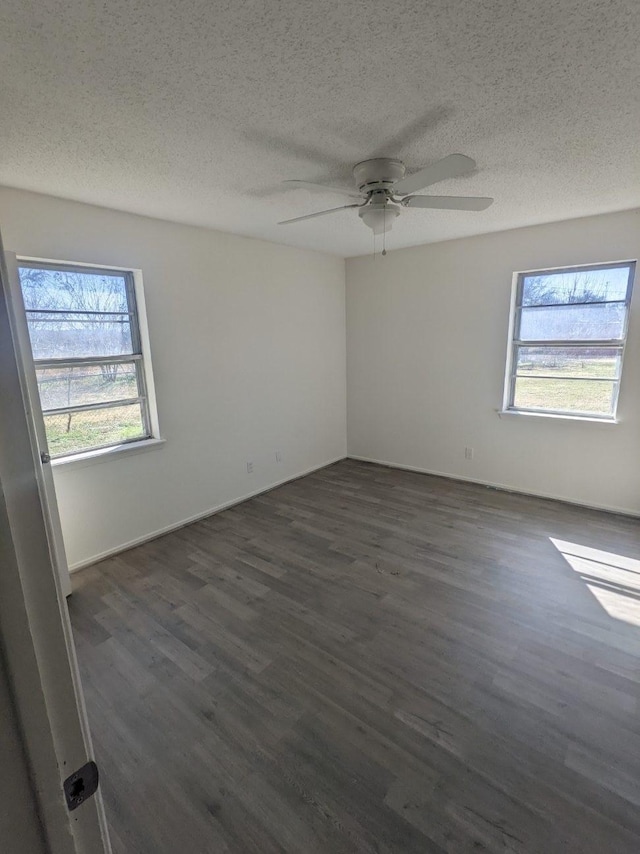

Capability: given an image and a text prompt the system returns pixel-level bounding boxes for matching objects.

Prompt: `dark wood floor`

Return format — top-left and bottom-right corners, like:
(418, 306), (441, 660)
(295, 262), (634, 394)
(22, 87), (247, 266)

(69, 459), (640, 853)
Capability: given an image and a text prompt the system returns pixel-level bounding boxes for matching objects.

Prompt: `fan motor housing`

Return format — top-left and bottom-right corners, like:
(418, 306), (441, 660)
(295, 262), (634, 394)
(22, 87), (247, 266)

(352, 158), (405, 192)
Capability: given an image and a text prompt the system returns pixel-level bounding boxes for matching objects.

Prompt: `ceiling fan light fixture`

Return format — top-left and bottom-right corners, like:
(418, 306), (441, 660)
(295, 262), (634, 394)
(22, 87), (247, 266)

(358, 203), (400, 234)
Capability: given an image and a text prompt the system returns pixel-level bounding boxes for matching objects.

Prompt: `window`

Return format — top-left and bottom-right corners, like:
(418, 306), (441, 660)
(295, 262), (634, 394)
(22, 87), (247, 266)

(505, 261), (635, 420)
(17, 261), (155, 458)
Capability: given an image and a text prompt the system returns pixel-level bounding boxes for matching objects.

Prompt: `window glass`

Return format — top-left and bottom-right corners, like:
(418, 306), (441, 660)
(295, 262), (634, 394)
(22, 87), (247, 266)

(43, 404), (145, 458)
(514, 347), (621, 380)
(18, 263), (152, 458)
(513, 378), (615, 416)
(518, 303), (626, 341)
(506, 262), (634, 419)
(521, 267), (629, 306)
(26, 313), (134, 359)
(20, 268), (128, 312)
(35, 362), (139, 411)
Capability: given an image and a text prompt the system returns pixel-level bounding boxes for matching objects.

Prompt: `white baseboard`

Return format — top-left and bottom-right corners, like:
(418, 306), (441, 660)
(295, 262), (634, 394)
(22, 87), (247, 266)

(347, 454), (640, 518)
(69, 455), (346, 573)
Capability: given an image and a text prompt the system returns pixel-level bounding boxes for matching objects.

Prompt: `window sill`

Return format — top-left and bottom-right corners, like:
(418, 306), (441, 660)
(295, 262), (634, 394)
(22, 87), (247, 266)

(51, 437), (165, 472)
(497, 409), (618, 424)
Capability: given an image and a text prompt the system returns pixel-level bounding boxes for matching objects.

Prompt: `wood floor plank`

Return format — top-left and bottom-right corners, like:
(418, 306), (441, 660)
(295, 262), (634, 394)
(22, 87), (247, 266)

(70, 459), (640, 853)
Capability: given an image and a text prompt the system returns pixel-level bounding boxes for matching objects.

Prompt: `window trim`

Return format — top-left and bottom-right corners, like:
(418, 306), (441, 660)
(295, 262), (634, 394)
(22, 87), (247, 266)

(503, 260), (636, 421)
(17, 257), (160, 460)
(50, 436), (166, 471)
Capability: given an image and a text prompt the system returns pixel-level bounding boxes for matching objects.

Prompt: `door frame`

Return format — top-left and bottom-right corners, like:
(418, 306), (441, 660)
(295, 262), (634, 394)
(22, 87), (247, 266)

(4, 250), (72, 597)
(0, 233), (111, 852)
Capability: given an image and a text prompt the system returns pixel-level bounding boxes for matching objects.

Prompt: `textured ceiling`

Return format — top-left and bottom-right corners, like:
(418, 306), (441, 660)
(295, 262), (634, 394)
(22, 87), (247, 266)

(0, 0), (639, 257)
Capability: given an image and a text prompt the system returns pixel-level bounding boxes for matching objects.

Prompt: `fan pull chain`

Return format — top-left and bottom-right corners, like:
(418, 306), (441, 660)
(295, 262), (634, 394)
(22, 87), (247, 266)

(382, 207), (387, 256)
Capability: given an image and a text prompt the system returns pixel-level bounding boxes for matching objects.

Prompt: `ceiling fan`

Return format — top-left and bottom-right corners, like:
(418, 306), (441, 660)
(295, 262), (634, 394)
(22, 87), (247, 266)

(278, 154), (493, 237)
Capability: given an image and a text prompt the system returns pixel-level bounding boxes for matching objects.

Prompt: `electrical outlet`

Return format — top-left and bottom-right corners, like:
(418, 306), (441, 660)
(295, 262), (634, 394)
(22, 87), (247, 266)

(464, 447), (474, 460)
(246, 461), (254, 474)
(275, 451), (282, 463)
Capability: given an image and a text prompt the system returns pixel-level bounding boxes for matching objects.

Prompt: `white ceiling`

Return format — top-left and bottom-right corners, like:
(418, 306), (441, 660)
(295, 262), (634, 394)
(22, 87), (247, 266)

(1, 0), (639, 257)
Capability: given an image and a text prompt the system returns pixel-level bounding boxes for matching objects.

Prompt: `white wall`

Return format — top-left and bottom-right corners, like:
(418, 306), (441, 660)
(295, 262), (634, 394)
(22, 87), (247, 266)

(346, 209), (640, 515)
(0, 187), (347, 568)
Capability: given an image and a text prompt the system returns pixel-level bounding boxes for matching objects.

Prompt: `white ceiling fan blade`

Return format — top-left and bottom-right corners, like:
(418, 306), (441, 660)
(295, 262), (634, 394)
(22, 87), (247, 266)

(403, 195), (493, 211)
(283, 180), (360, 199)
(278, 204), (360, 225)
(394, 154), (476, 196)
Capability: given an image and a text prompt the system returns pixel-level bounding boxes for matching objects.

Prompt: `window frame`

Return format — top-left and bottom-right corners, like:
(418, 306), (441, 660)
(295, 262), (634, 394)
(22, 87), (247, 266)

(17, 258), (158, 459)
(504, 260), (636, 421)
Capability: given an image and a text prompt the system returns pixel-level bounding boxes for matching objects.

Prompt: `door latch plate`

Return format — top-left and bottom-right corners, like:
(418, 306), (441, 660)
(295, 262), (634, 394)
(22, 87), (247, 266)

(63, 761), (99, 811)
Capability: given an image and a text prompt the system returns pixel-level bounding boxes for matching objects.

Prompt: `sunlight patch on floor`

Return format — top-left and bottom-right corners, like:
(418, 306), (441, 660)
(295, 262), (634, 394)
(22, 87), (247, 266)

(550, 538), (640, 628)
